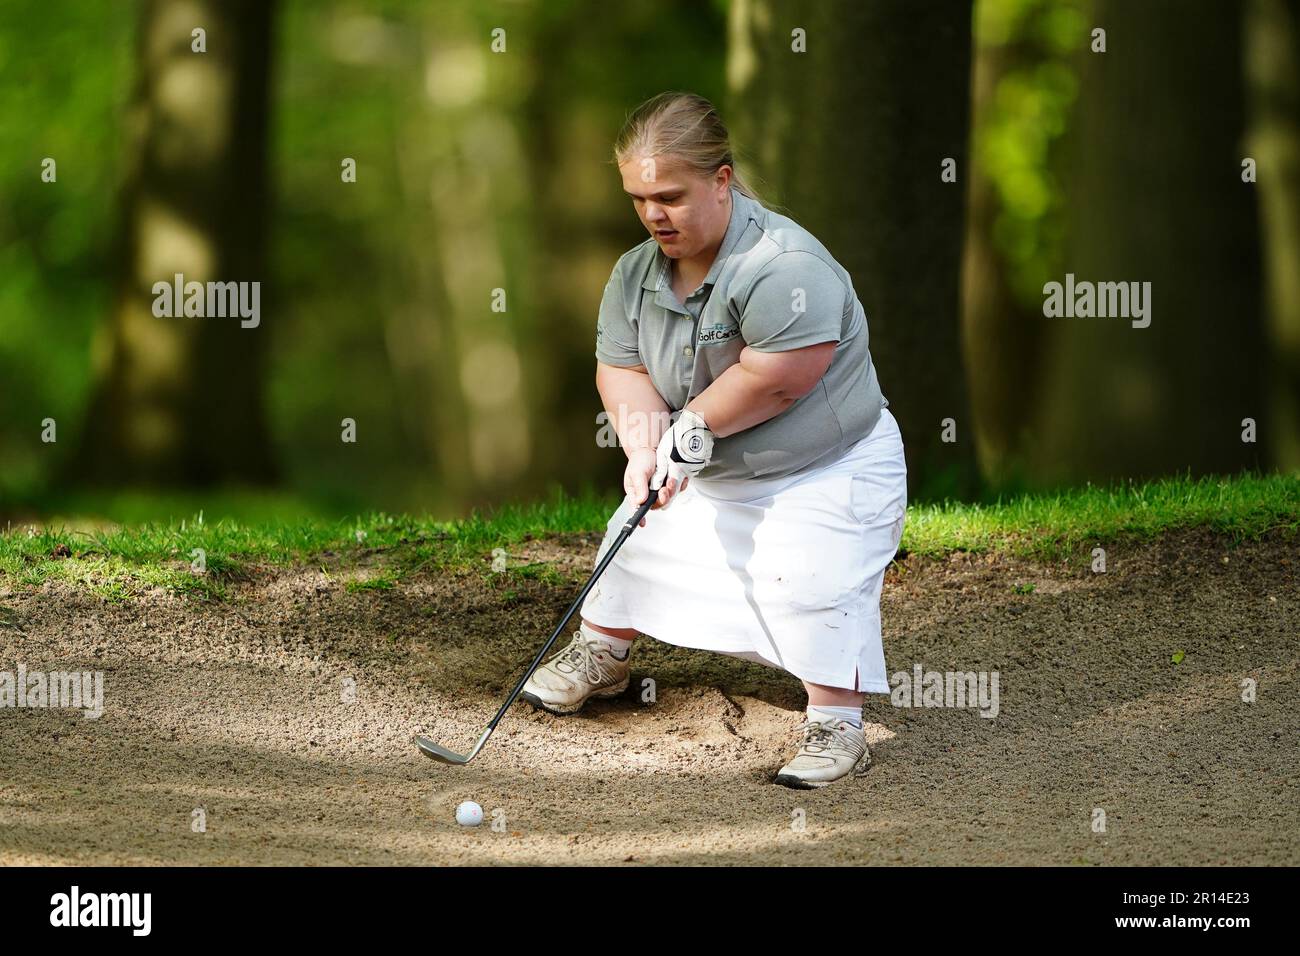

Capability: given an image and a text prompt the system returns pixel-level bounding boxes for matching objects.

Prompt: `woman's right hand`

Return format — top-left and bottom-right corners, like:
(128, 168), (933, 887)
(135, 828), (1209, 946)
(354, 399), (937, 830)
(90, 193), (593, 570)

(625, 448), (687, 526)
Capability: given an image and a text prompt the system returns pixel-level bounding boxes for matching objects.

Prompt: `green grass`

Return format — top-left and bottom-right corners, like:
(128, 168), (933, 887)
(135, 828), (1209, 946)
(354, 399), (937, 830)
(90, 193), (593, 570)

(0, 485), (619, 600)
(0, 472), (1294, 601)
(345, 570), (399, 593)
(902, 470), (1298, 559)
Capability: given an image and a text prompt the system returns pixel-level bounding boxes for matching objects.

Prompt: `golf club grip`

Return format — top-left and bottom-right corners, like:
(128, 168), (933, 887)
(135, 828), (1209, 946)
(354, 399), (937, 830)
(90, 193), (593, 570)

(624, 481), (661, 532)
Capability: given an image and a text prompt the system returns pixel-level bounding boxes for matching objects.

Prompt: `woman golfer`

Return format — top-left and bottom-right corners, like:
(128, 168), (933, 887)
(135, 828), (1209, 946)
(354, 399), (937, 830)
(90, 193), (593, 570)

(521, 92), (907, 789)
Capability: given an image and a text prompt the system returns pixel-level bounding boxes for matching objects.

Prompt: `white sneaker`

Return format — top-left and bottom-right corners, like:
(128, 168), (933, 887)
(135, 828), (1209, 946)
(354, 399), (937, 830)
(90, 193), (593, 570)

(519, 629), (631, 715)
(773, 718), (871, 789)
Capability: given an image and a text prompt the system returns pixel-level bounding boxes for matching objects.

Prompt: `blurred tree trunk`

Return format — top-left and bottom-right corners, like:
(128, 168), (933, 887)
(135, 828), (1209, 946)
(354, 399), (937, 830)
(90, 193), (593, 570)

(517, 1), (609, 498)
(962, 0), (1088, 494)
(1246, 0), (1300, 472)
(71, 0), (277, 486)
(1032, 0), (1266, 484)
(960, 28), (1053, 491)
(728, 0), (978, 501)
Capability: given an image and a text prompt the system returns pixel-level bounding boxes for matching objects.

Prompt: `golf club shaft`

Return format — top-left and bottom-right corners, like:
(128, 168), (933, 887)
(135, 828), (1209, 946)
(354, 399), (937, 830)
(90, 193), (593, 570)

(483, 485), (661, 732)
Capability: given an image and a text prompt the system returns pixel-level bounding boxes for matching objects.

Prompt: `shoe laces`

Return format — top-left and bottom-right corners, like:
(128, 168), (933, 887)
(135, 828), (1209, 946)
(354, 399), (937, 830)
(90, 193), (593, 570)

(795, 718), (853, 753)
(554, 631), (612, 684)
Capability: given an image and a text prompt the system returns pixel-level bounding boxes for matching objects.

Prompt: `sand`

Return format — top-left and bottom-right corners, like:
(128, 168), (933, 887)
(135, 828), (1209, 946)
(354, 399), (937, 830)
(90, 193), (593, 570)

(0, 527), (1295, 865)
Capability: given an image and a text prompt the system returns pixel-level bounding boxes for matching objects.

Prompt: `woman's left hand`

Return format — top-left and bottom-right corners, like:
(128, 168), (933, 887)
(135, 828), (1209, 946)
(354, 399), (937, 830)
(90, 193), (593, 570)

(650, 409), (713, 508)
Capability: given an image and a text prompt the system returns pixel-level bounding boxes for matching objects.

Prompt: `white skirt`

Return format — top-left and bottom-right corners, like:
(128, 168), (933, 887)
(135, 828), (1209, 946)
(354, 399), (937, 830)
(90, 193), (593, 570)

(580, 407), (907, 693)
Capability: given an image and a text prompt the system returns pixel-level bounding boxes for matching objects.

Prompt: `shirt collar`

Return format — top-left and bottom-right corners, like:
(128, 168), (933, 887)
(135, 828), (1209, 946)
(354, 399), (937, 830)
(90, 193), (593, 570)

(640, 186), (756, 295)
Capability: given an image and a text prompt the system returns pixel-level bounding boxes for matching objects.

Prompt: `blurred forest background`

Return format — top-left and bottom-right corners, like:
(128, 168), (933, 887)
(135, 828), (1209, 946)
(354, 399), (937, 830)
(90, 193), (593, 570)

(1, 0), (1296, 519)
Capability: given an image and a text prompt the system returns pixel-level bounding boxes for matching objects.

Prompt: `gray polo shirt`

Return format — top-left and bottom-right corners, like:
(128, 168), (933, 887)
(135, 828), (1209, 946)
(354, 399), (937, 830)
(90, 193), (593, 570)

(595, 186), (888, 481)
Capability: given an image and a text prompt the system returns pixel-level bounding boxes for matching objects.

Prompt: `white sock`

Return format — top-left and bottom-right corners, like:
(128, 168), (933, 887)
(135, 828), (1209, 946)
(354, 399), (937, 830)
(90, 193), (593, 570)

(580, 622), (632, 658)
(807, 704), (863, 729)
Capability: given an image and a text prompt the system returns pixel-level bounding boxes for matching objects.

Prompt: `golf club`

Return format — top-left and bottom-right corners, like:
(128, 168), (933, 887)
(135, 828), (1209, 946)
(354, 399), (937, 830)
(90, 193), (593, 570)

(414, 480), (664, 765)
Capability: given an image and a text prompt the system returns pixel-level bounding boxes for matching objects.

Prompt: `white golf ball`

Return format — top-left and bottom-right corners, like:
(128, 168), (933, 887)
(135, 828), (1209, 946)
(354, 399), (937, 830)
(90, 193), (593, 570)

(455, 800), (484, 827)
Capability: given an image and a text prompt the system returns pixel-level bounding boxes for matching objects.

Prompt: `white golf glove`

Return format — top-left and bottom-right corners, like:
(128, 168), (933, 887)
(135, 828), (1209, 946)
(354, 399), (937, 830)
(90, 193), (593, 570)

(651, 409), (714, 500)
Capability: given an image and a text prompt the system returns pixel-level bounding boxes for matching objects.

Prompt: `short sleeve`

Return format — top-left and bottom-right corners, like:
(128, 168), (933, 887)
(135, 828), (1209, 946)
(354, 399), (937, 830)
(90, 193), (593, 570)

(594, 267), (642, 366)
(739, 251), (846, 352)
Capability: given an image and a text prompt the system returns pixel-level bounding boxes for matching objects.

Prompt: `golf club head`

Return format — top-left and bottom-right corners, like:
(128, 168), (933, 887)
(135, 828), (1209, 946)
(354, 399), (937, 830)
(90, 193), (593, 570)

(415, 726), (492, 765)
(415, 735), (470, 764)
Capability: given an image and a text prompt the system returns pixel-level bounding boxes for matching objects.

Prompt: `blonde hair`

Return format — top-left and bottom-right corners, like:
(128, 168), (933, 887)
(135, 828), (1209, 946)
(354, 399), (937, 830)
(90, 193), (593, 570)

(612, 92), (766, 204)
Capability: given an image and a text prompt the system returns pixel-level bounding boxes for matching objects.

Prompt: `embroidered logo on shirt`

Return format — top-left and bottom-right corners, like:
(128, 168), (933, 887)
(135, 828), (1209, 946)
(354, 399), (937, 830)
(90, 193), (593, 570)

(698, 322), (740, 345)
